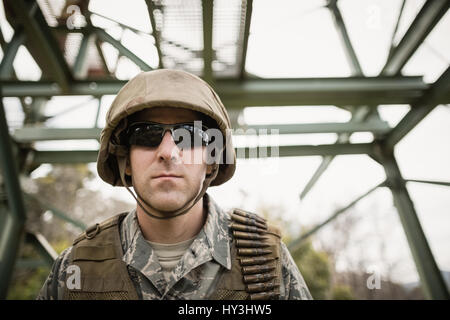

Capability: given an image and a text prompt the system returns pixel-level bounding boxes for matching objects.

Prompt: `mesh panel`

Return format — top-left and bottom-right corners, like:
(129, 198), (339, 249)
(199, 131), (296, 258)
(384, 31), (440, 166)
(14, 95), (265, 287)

(68, 291), (131, 300)
(210, 289), (249, 300)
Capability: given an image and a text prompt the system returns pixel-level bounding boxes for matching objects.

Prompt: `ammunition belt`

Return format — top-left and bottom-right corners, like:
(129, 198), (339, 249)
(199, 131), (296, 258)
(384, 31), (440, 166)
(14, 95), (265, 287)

(230, 208), (280, 300)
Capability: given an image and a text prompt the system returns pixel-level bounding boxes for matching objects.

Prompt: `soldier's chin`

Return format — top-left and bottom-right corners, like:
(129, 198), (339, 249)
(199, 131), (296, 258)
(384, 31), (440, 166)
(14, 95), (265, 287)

(148, 194), (187, 213)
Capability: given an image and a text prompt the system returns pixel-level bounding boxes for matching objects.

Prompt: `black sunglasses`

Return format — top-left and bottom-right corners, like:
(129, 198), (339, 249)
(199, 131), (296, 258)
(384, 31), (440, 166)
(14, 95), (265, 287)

(126, 121), (210, 149)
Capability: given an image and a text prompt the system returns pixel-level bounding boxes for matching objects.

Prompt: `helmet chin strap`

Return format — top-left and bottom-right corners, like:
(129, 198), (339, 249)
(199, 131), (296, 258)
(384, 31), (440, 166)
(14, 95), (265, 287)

(117, 156), (219, 220)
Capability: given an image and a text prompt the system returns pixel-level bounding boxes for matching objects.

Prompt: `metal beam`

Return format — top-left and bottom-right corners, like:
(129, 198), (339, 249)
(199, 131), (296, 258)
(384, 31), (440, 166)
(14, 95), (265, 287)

(6, 0), (73, 92)
(29, 143), (374, 166)
(289, 181), (386, 253)
(11, 121), (390, 142)
(375, 147), (449, 300)
(23, 193), (86, 231)
(25, 231), (57, 266)
(299, 156), (334, 200)
(202, 0), (214, 84)
(0, 28), (26, 79)
(3, 76), (444, 106)
(385, 65), (450, 149)
(240, 121), (391, 134)
(387, 0), (407, 59)
(405, 179), (450, 187)
(94, 36), (110, 74)
(73, 32), (93, 78)
(216, 76), (437, 107)
(12, 128), (102, 142)
(145, 0), (164, 69)
(95, 28), (152, 71)
(0, 97), (27, 299)
(89, 11), (151, 36)
(382, 0), (450, 75)
(238, 0), (253, 79)
(327, 0), (362, 75)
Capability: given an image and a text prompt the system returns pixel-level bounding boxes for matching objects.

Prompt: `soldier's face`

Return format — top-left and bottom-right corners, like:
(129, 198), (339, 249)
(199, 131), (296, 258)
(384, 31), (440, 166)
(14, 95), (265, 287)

(126, 107), (212, 213)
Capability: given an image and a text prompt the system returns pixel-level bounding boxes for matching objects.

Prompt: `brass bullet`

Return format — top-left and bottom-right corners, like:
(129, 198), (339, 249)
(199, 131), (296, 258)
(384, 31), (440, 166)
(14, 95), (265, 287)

(233, 208), (267, 224)
(238, 248), (272, 256)
(231, 213), (267, 230)
(235, 239), (270, 248)
(230, 223), (266, 234)
(233, 231), (267, 240)
(243, 273), (276, 284)
(239, 257), (275, 266)
(242, 264), (276, 275)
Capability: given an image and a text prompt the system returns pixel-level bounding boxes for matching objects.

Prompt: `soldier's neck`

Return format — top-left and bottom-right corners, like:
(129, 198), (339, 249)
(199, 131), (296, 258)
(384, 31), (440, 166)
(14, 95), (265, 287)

(136, 198), (206, 244)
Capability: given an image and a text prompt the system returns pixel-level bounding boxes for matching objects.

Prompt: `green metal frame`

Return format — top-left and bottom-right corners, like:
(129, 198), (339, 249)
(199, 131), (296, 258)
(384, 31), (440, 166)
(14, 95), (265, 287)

(289, 181), (387, 253)
(0, 99), (27, 299)
(0, 29), (26, 79)
(4, 76), (447, 107)
(202, 0), (214, 84)
(1, 0), (449, 300)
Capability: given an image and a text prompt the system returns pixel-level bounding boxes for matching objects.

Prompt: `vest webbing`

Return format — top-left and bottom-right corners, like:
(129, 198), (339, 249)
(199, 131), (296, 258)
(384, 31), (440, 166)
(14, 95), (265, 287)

(63, 209), (281, 300)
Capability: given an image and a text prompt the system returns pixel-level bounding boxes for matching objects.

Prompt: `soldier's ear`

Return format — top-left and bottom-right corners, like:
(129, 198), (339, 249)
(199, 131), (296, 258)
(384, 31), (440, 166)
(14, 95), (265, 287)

(206, 164), (213, 175)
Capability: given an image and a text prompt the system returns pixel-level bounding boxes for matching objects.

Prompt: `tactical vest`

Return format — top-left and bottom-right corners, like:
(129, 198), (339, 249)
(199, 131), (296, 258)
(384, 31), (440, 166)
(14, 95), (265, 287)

(63, 209), (281, 300)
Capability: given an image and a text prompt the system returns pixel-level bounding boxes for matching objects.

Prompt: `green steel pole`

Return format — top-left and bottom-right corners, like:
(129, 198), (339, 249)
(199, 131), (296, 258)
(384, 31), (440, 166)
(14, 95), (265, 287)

(377, 147), (449, 300)
(0, 98), (27, 299)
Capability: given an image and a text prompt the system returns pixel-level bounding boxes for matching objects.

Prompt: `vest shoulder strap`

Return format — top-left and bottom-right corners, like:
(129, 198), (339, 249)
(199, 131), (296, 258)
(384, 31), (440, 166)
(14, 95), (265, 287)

(209, 208), (282, 300)
(63, 212), (138, 300)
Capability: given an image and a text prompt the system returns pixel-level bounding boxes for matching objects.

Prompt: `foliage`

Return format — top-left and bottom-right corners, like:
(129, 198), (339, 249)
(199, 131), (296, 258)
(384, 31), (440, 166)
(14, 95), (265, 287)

(290, 240), (331, 300)
(331, 285), (354, 300)
(7, 267), (50, 300)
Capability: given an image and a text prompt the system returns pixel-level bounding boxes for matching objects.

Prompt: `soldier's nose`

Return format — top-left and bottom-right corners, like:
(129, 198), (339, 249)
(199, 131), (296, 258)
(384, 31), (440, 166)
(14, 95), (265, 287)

(157, 131), (181, 162)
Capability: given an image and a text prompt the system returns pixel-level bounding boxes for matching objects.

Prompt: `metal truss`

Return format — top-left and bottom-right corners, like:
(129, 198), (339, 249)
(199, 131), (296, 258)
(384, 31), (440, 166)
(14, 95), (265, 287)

(0, 0), (449, 299)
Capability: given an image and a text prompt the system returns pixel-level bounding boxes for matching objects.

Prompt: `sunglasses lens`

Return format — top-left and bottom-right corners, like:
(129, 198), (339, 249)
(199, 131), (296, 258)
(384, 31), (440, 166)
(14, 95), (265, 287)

(128, 124), (163, 147)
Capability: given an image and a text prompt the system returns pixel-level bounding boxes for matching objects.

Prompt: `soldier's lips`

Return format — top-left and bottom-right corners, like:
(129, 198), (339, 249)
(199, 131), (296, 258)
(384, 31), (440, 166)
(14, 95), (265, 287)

(152, 174), (182, 180)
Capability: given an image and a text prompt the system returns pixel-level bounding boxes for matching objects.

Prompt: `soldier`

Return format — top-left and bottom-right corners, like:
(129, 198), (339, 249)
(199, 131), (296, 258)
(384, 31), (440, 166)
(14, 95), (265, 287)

(37, 69), (312, 300)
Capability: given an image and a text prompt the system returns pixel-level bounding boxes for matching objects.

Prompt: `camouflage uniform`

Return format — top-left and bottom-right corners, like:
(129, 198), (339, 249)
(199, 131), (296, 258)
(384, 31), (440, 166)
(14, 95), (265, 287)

(37, 193), (312, 300)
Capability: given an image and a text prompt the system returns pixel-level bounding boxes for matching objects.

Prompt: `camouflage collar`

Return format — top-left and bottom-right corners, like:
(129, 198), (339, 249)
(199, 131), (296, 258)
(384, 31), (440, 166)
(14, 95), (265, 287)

(121, 193), (231, 272)
(201, 193), (232, 270)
